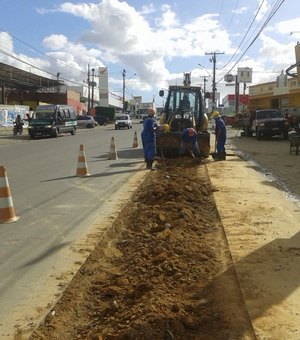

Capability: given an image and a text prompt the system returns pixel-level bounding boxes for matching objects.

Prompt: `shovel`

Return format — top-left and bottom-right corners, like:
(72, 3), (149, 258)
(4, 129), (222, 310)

(211, 139), (226, 161)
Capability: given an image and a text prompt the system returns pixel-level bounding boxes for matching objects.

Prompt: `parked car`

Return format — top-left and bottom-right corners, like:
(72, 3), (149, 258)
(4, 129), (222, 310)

(93, 116), (109, 126)
(114, 114), (132, 129)
(77, 115), (96, 128)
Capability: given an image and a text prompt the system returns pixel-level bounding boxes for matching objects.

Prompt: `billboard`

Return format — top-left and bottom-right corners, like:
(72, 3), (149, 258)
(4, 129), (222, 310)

(0, 105), (29, 127)
(99, 67), (109, 107)
(238, 67), (252, 83)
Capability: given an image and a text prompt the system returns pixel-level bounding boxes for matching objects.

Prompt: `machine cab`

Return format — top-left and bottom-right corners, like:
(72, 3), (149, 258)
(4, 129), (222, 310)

(159, 85), (204, 132)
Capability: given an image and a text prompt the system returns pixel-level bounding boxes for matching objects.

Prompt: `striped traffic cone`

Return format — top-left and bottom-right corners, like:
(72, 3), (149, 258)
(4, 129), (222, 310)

(132, 131), (139, 148)
(76, 144), (90, 177)
(0, 166), (20, 223)
(108, 137), (118, 160)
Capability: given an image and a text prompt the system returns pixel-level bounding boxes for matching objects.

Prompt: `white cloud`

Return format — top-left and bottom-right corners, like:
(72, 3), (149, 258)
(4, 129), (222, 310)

(259, 33), (295, 66)
(271, 18), (300, 36)
(140, 4), (155, 15)
(43, 34), (68, 50)
(255, 0), (271, 22)
(0, 31), (14, 54)
(0, 31), (51, 76)
(156, 4), (179, 28)
(31, 1), (257, 97)
(232, 6), (248, 15)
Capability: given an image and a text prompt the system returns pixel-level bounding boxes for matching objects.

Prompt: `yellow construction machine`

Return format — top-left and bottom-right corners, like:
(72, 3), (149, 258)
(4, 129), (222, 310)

(157, 74), (210, 158)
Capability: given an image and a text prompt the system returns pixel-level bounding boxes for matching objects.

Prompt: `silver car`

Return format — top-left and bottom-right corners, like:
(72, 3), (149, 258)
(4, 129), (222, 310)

(77, 115), (96, 128)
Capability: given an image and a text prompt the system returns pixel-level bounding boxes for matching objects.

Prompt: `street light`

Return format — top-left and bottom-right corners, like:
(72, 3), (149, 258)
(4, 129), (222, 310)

(126, 73), (136, 84)
(122, 69), (136, 113)
(198, 63), (212, 77)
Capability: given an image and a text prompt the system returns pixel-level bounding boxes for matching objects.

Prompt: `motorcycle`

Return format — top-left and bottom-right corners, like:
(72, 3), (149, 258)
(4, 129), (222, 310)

(13, 122), (23, 135)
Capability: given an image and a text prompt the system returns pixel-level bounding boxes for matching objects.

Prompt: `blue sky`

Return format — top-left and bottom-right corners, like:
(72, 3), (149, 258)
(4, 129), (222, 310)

(0, 0), (299, 107)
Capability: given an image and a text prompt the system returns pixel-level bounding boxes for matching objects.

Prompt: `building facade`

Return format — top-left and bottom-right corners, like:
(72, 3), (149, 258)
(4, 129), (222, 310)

(248, 72), (300, 117)
(221, 94), (249, 115)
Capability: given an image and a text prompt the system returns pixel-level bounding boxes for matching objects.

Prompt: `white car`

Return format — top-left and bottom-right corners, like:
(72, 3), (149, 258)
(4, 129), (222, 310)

(114, 114), (132, 129)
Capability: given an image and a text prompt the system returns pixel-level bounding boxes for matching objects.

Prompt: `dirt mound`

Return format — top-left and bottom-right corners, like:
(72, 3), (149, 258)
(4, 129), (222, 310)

(31, 158), (255, 340)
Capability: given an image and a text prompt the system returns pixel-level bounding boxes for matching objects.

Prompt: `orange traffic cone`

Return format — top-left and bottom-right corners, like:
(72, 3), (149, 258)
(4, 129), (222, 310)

(0, 166), (20, 223)
(76, 144), (90, 177)
(108, 137), (118, 160)
(132, 131), (139, 148)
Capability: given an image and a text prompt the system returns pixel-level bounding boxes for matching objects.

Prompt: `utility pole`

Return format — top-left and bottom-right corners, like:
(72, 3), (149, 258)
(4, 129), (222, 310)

(87, 64), (90, 113)
(122, 69), (126, 113)
(205, 51), (224, 112)
(91, 68), (95, 109)
(199, 75), (209, 93)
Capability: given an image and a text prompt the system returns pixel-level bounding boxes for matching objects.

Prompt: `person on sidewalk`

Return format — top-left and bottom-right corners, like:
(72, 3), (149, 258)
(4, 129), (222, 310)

(141, 108), (157, 170)
(212, 111), (226, 159)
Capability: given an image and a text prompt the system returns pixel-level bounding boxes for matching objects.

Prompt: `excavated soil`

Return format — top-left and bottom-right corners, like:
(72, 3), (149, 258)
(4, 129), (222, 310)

(31, 157), (255, 340)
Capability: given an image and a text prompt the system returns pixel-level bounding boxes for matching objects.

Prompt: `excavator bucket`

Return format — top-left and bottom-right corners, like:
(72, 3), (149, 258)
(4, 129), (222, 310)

(156, 131), (210, 158)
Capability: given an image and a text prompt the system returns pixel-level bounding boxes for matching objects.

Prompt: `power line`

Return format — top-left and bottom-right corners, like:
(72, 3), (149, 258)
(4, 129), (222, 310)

(0, 28), (86, 77)
(0, 46), (85, 88)
(220, 0), (266, 71)
(224, 0), (240, 32)
(0, 28), (93, 89)
(216, 0), (287, 84)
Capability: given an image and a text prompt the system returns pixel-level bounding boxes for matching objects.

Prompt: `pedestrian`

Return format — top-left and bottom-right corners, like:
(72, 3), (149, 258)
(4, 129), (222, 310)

(141, 108), (157, 170)
(179, 127), (201, 159)
(212, 111), (226, 159)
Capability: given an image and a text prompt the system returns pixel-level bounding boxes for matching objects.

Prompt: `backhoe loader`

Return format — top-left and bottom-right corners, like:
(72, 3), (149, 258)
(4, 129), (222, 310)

(157, 74), (210, 158)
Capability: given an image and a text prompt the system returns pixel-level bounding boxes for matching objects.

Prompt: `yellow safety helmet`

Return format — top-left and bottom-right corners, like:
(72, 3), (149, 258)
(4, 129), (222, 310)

(211, 111), (220, 119)
(163, 124), (170, 132)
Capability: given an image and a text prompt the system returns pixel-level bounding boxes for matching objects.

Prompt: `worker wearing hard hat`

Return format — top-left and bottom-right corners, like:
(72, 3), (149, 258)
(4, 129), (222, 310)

(179, 127), (201, 159)
(212, 111), (226, 159)
(141, 108), (157, 170)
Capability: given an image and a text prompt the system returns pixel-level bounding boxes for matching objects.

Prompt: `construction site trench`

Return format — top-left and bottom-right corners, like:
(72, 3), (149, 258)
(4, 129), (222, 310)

(29, 156), (254, 340)
(19, 130), (300, 339)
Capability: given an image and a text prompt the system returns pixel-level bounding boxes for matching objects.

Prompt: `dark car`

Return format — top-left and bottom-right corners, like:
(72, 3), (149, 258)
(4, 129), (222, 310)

(93, 116), (109, 126)
(28, 104), (77, 138)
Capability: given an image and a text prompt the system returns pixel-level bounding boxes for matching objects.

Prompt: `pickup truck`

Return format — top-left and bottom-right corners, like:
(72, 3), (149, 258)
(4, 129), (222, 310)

(241, 109), (289, 140)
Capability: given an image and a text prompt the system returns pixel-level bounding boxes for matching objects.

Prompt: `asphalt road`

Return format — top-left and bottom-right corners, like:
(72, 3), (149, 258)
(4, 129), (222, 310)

(0, 122), (147, 337)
